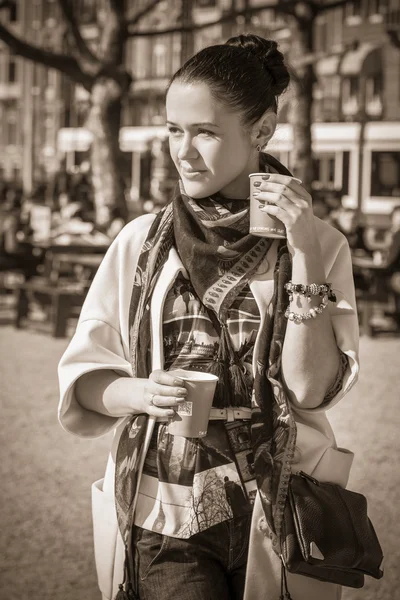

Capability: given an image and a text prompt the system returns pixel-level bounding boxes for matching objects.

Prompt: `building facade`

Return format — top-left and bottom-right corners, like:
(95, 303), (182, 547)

(0, 0), (399, 220)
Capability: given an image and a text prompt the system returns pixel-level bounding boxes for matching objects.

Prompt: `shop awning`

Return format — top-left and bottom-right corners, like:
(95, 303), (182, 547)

(57, 126), (168, 153)
(57, 128), (93, 152)
(340, 43), (381, 76)
(120, 126), (168, 152)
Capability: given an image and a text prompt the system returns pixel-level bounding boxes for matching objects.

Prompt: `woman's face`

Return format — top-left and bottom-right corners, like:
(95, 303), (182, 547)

(166, 81), (257, 199)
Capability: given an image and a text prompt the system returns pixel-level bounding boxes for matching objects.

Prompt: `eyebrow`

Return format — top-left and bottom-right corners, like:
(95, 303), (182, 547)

(166, 120), (220, 128)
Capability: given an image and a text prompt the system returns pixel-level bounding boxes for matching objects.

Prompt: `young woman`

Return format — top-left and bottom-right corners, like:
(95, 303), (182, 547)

(58, 35), (359, 600)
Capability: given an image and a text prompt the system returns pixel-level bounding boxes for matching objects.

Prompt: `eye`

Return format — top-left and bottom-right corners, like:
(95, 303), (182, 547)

(167, 126), (182, 136)
(197, 128), (215, 137)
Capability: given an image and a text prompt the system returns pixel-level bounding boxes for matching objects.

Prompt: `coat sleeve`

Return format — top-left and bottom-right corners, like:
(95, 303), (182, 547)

(295, 225), (360, 415)
(57, 214), (155, 438)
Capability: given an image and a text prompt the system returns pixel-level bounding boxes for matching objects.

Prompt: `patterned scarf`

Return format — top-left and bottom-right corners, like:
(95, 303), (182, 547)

(114, 154), (297, 599)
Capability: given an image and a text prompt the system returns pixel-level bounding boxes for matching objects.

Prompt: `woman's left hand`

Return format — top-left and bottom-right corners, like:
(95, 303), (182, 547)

(253, 174), (319, 256)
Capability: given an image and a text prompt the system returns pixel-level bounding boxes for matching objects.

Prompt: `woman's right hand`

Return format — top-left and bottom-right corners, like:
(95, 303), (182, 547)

(143, 369), (188, 418)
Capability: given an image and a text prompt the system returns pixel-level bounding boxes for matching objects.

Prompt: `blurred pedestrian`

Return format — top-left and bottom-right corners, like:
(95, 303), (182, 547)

(333, 207), (371, 256)
(58, 34), (359, 600)
(374, 205), (400, 325)
(0, 186), (41, 279)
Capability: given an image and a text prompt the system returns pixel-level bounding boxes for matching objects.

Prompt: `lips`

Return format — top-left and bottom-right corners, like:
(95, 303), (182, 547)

(182, 169), (206, 175)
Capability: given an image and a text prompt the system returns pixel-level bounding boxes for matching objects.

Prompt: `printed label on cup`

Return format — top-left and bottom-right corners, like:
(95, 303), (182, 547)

(247, 172), (301, 239)
(177, 401), (193, 416)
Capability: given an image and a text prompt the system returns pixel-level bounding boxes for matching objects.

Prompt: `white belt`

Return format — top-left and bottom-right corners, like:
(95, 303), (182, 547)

(157, 407), (251, 423)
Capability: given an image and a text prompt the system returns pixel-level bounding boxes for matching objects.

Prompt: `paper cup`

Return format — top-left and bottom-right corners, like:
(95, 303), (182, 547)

(167, 370), (218, 438)
(249, 173), (301, 239)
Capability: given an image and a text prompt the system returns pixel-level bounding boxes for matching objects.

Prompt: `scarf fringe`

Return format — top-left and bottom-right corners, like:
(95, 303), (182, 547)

(114, 584), (138, 600)
(206, 321), (252, 408)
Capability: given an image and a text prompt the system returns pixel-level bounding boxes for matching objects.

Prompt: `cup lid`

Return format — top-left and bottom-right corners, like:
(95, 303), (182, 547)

(249, 172), (302, 184)
(169, 369), (218, 382)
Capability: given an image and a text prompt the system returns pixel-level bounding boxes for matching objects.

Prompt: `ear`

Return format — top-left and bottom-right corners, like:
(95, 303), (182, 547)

(252, 111), (277, 149)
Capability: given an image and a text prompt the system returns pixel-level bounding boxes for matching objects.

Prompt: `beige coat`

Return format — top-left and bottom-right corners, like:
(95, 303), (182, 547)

(58, 213), (359, 600)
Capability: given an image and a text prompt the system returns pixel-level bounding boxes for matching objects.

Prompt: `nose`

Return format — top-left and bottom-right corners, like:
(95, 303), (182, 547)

(177, 134), (198, 161)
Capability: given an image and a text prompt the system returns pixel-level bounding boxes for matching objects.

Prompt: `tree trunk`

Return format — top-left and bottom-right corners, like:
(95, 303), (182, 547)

(86, 75), (130, 227)
(287, 17), (315, 191)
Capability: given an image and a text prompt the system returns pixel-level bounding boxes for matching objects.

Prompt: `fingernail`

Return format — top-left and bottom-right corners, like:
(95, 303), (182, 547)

(262, 175), (270, 180)
(253, 181), (261, 188)
(174, 378), (184, 385)
(167, 409), (175, 416)
(177, 389), (187, 396)
(177, 397), (186, 403)
(253, 191), (260, 197)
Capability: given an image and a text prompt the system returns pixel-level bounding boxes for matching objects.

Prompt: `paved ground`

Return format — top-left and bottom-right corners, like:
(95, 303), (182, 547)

(0, 316), (399, 600)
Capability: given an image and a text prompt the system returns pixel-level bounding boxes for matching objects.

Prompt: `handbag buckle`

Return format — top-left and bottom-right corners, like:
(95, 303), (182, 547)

(309, 541), (325, 560)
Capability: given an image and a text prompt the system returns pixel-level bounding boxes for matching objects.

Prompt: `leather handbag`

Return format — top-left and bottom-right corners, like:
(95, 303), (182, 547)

(280, 471), (384, 590)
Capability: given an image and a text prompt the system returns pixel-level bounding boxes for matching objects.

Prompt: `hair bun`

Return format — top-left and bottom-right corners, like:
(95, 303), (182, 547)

(225, 34), (289, 96)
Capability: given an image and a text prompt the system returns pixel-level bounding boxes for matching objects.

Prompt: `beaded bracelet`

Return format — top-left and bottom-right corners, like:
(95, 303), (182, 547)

(285, 295), (329, 323)
(284, 281), (336, 303)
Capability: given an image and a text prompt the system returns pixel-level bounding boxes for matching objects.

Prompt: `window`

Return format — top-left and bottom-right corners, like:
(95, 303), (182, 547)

(171, 34), (181, 73)
(134, 38), (151, 79)
(312, 153), (336, 190)
(6, 111), (17, 145)
(153, 42), (167, 78)
(331, 7), (344, 49)
(8, 51), (16, 83)
(342, 151), (350, 196)
(314, 17), (328, 53)
(44, 0), (57, 22)
(9, 1), (18, 22)
(365, 74), (383, 115)
(367, 0), (387, 17)
(80, 0), (97, 24)
(0, 49), (6, 83)
(342, 77), (359, 100)
(342, 77), (360, 115)
(32, 0), (42, 28)
(346, 0), (362, 17)
(371, 152), (400, 197)
(366, 75), (383, 99)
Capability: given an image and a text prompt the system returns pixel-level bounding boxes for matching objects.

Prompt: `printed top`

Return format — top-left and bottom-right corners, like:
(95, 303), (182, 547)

(133, 273), (260, 538)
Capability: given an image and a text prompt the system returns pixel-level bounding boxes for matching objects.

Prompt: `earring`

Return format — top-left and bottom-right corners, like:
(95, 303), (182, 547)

(256, 144), (262, 152)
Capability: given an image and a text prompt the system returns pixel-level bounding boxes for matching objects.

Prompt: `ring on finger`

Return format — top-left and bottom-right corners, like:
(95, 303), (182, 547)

(149, 393), (156, 406)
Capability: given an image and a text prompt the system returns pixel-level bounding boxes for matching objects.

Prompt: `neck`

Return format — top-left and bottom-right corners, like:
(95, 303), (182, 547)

(219, 153), (259, 200)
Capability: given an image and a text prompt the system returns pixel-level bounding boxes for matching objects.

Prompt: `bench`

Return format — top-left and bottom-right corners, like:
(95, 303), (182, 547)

(14, 277), (90, 338)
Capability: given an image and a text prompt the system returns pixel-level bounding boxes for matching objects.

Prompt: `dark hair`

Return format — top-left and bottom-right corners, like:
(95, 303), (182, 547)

(167, 34), (290, 125)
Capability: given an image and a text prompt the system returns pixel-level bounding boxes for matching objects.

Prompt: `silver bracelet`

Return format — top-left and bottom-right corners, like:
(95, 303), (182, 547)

(284, 281), (336, 303)
(285, 296), (329, 323)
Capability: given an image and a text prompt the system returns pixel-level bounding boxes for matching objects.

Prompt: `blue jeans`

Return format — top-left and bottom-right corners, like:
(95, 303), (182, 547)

(132, 513), (252, 600)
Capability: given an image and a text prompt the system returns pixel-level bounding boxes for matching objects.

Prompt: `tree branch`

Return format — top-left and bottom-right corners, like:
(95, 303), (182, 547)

(126, 0), (162, 27)
(127, 2), (293, 37)
(58, 0), (100, 66)
(0, 21), (94, 89)
(318, 0), (350, 11)
(127, 0), (350, 37)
